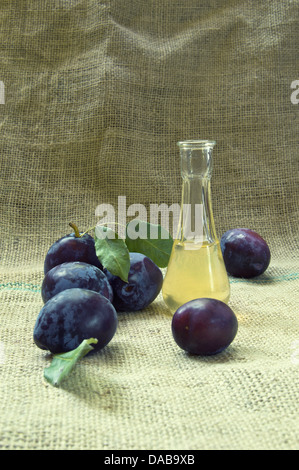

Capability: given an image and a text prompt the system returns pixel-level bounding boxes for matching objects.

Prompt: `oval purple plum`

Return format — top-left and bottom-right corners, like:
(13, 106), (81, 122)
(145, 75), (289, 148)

(172, 298), (238, 356)
(41, 261), (113, 303)
(220, 228), (271, 278)
(104, 252), (163, 312)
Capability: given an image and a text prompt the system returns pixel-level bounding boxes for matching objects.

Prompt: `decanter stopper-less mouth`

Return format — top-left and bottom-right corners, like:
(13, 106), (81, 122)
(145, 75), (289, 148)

(162, 140), (230, 314)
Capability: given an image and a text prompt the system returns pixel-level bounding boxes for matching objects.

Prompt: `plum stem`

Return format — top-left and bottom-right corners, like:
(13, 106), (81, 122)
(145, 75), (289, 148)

(69, 222), (81, 238)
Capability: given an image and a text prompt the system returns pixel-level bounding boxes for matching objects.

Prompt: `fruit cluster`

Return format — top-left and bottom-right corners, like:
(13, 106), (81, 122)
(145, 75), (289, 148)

(33, 223), (271, 385)
(33, 225), (163, 355)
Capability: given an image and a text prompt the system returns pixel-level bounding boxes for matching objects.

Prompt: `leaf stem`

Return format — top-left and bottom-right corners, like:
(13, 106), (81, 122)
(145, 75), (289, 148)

(80, 225), (96, 237)
(81, 221), (128, 238)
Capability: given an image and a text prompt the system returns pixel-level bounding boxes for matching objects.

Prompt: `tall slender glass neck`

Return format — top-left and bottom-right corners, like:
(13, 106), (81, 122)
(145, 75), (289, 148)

(179, 140), (215, 179)
(177, 140), (217, 244)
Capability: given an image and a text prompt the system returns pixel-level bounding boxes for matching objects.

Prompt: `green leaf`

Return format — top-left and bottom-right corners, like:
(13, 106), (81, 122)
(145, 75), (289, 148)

(44, 338), (98, 387)
(125, 220), (173, 268)
(95, 226), (130, 282)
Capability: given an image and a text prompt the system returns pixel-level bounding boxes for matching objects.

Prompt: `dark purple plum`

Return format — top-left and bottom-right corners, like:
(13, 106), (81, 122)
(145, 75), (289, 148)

(172, 298), (238, 356)
(104, 252), (163, 312)
(33, 288), (118, 354)
(41, 261), (113, 304)
(44, 230), (102, 275)
(220, 228), (271, 278)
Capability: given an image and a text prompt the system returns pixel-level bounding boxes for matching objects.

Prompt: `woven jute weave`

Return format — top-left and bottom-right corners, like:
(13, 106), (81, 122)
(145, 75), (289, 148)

(0, 1), (298, 450)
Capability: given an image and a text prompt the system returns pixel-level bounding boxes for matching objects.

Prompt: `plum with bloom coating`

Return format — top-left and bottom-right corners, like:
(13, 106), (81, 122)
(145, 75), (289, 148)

(44, 231), (102, 275)
(34, 288), (118, 354)
(171, 298), (238, 356)
(41, 261), (113, 303)
(104, 252), (163, 312)
(220, 228), (271, 278)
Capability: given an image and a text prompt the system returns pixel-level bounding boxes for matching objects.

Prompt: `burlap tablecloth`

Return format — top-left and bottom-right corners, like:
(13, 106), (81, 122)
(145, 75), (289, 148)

(0, 1), (298, 450)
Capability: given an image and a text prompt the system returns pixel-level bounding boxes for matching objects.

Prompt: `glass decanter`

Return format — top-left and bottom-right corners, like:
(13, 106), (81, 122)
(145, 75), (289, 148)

(162, 140), (230, 313)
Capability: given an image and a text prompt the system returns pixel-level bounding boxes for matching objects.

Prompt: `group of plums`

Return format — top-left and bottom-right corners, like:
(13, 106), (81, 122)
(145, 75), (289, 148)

(33, 225), (271, 358)
(33, 229), (163, 354)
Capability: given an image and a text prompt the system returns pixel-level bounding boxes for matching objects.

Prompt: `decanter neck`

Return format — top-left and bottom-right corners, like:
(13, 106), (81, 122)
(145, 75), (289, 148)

(178, 177), (217, 244)
(177, 141), (218, 244)
(179, 140), (215, 179)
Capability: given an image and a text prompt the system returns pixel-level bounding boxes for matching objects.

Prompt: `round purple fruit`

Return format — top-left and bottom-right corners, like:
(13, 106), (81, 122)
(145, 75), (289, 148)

(44, 224), (102, 275)
(172, 298), (238, 356)
(105, 252), (163, 312)
(33, 288), (118, 354)
(220, 228), (271, 278)
(41, 261), (113, 304)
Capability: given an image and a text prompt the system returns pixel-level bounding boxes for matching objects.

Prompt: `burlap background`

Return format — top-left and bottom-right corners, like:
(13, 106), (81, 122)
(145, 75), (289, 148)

(0, 0), (298, 450)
